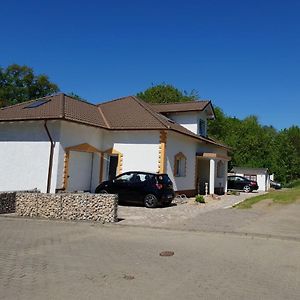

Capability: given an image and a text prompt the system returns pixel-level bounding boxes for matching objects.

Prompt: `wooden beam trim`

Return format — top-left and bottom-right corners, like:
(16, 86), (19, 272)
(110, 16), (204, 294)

(65, 143), (101, 154)
(99, 152), (104, 183)
(63, 143), (104, 190)
(63, 151), (70, 190)
(197, 152), (231, 161)
(158, 131), (167, 173)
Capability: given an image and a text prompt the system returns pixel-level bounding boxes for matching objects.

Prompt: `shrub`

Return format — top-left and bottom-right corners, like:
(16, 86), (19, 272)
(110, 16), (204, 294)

(284, 179), (300, 188)
(195, 194), (205, 203)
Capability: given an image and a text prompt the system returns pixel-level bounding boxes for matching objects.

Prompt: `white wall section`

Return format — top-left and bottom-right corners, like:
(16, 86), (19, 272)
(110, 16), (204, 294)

(0, 121), (61, 193)
(103, 131), (160, 174)
(166, 132), (197, 192)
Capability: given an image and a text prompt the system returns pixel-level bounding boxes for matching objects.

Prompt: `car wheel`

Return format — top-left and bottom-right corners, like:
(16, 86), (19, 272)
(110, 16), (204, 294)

(144, 194), (158, 208)
(243, 185), (251, 193)
(98, 189), (108, 194)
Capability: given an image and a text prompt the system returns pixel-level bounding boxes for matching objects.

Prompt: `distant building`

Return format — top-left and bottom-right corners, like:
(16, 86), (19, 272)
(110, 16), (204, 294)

(231, 167), (270, 191)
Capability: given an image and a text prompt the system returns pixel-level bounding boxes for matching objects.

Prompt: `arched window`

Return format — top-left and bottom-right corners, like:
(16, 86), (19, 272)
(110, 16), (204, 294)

(174, 152), (187, 177)
(217, 161), (224, 178)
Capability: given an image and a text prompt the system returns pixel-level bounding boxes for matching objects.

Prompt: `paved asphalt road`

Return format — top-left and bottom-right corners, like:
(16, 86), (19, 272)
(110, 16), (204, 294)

(1, 209), (300, 300)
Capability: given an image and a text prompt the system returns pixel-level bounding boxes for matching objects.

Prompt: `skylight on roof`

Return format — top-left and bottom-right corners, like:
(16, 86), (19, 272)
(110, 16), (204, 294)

(24, 99), (51, 109)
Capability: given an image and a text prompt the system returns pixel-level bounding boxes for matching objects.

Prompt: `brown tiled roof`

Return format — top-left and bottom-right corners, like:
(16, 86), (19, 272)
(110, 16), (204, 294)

(0, 94), (107, 128)
(98, 96), (227, 148)
(152, 100), (210, 113)
(64, 95), (107, 127)
(98, 96), (167, 129)
(0, 93), (228, 149)
(0, 94), (64, 121)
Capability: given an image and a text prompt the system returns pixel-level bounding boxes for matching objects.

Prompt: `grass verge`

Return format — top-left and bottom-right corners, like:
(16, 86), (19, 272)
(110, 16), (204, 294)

(235, 186), (300, 209)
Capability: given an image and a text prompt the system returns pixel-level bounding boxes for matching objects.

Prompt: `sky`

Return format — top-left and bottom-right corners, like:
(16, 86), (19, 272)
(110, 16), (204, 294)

(1, 0), (300, 129)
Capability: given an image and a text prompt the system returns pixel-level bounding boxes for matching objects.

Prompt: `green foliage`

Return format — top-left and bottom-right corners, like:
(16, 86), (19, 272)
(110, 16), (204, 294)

(137, 83), (198, 104)
(208, 107), (300, 184)
(195, 194), (205, 203)
(0, 64), (59, 107)
(284, 179), (300, 188)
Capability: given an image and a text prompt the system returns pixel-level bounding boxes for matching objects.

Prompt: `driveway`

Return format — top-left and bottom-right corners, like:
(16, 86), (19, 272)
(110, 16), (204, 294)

(117, 191), (265, 227)
(118, 192), (300, 240)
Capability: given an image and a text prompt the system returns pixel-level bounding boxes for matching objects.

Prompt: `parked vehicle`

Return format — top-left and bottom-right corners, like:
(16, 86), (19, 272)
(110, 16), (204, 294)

(227, 175), (259, 193)
(95, 171), (175, 208)
(270, 180), (282, 189)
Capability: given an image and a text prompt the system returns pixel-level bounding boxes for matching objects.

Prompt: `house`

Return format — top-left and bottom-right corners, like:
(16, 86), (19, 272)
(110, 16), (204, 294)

(231, 167), (270, 191)
(0, 94), (230, 196)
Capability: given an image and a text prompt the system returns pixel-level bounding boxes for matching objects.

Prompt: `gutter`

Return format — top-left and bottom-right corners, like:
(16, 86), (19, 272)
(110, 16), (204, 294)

(44, 120), (55, 193)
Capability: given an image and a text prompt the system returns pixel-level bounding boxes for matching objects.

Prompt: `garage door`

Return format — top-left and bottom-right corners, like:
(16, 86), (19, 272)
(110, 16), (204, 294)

(67, 151), (93, 192)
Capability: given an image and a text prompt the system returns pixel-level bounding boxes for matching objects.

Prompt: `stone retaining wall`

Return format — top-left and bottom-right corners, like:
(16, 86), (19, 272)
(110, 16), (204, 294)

(0, 192), (16, 214)
(0, 192), (118, 223)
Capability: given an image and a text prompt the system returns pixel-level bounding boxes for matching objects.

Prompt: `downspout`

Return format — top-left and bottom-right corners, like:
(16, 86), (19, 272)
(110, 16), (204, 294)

(44, 120), (55, 193)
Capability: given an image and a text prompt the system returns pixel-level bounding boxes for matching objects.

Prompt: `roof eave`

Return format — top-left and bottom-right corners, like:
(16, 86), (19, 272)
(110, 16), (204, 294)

(169, 128), (230, 150)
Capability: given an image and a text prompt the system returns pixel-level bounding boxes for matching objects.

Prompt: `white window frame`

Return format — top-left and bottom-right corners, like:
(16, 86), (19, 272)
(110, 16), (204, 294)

(174, 152), (187, 177)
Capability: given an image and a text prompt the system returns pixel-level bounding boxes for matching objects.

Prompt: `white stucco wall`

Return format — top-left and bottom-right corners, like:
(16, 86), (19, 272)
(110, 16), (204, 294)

(166, 132), (197, 192)
(0, 116), (230, 195)
(256, 174), (266, 191)
(167, 111), (208, 135)
(0, 120), (61, 193)
(102, 131), (160, 179)
(0, 121), (160, 193)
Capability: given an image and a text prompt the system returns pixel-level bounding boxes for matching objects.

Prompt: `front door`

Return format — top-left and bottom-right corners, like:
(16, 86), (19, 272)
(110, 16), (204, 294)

(108, 155), (119, 180)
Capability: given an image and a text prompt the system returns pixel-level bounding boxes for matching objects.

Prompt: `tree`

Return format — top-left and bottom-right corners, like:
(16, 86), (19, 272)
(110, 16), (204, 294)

(208, 107), (300, 184)
(137, 83), (300, 184)
(137, 83), (198, 103)
(0, 64), (59, 107)
(207, 107), (228, 141)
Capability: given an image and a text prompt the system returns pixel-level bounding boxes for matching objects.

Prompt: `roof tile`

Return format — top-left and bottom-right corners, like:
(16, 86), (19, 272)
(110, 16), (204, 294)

(152, 101), (210, 113)
(0, 94), (107, 128)
(0, 94), (228, 149)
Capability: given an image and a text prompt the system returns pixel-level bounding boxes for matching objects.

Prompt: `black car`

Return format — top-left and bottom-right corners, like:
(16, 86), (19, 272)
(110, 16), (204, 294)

(270, 180), (282, 189)
(95, 171), (175, 208)
(227, 175), (259, 193)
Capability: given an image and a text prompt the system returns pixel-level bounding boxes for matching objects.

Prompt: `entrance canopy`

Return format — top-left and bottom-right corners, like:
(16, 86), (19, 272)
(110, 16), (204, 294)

(196, 152), (231, 161)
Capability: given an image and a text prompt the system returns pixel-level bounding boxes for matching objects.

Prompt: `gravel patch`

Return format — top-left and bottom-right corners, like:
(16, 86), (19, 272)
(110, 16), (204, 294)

(117, 191), (266, 227)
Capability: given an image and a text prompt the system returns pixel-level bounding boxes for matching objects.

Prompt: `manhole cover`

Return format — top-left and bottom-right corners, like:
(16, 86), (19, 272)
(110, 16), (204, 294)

(123, 274), (135, 280)
(159, 251), (174, 257)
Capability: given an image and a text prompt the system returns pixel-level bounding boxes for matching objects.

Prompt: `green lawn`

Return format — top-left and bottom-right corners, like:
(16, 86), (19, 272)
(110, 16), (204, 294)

(235, 186), (300, 209)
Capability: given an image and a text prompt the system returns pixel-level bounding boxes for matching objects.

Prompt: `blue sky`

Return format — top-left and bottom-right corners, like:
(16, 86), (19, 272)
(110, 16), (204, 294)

(1, 0), (300, 129)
